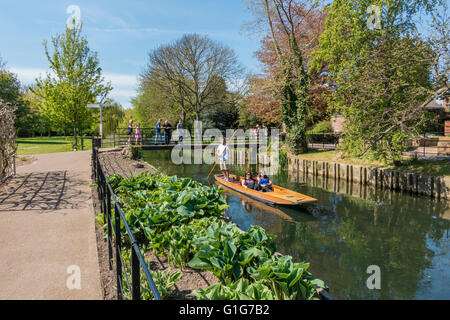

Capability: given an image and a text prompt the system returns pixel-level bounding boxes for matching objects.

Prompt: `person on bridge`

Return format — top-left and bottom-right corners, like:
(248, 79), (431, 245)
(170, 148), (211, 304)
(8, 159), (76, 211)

(163, 120), (173, 145)
(135, 123), (142, 146)
(155, 119), (163, 145)
(176, 120), (183, 144)
(127, 119), (133, 145)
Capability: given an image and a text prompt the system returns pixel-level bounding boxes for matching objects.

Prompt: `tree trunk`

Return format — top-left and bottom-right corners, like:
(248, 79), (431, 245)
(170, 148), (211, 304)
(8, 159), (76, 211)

(73, 125), (78, 150)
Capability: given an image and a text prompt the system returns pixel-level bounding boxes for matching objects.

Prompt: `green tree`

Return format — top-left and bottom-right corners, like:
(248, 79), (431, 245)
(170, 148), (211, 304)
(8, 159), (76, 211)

(132, 76), (181, 128)
(89, 100), (125, 137)
(143, 33), (245, 122)
(0, 60), (38, 137)
(247, 0), (319, 154)
(34, 26), (112, 149)
(311, 0), (446, 162)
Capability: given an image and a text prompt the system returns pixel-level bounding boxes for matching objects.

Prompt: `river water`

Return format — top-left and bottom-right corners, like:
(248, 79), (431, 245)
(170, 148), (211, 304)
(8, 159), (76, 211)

(143, 150), (450, 300)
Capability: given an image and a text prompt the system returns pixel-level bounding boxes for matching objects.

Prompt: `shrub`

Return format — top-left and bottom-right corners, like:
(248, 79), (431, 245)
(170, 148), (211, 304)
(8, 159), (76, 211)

(308, 120), (333, 134)
(129, 145), (142, 160)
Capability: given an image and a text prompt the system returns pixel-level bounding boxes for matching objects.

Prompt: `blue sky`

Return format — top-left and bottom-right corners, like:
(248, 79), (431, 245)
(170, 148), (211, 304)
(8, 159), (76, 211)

(0, 0), (263, 108)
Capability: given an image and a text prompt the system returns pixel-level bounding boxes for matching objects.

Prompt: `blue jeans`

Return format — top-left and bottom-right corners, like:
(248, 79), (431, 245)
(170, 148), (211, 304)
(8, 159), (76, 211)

(155, 131), (162, 144)
(164, 132), (171, 144)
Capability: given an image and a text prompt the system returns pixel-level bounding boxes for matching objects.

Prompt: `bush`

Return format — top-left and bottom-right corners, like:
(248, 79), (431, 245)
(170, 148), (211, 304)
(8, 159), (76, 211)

(308, 121), (333, 134)
(129, 145), (142, 160)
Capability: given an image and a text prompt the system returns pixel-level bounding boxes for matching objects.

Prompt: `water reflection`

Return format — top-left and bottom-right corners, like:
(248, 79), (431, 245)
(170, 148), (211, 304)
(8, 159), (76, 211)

(142, 150), (450, 299)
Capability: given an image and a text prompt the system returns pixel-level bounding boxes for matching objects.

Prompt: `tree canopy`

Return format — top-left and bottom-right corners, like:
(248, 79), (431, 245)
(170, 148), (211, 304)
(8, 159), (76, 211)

(310, 0), (448, 161)
(141, 33), (245, 123)
(34, 26), (112, 148)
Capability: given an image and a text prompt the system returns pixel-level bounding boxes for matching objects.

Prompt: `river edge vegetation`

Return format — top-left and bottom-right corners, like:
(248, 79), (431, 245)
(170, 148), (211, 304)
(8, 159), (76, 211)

(288, 149), (450, 177)
(99, 172), (327, 300)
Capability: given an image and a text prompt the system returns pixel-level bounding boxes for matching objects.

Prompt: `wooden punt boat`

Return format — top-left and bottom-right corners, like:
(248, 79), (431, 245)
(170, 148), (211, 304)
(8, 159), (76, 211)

(214, 174), (318, 206)
(215, 182), (295, 221)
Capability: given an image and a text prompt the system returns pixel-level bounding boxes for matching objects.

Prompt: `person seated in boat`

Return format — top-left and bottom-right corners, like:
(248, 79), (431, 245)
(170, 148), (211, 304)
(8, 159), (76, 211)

(256, 170), (265, 184)
(241, 171), (257, 190)
(256, 174), (273, 192)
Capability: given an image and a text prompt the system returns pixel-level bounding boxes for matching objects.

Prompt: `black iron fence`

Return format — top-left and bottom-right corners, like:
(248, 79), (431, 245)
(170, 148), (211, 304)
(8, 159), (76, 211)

(114, 127), (278, 147)
(92, 139), (161, 300)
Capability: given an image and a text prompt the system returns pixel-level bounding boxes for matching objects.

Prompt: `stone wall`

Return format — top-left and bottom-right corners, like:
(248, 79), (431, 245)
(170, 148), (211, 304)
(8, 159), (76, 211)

(288, 157), (450, 201)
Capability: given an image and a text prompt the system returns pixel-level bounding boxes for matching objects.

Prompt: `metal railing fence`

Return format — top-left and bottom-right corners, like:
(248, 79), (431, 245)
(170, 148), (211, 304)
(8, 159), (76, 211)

(92, 137), (161, 300)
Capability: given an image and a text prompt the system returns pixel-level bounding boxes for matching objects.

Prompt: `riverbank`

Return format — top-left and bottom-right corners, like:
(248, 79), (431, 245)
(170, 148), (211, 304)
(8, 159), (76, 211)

(288, 152), (450, 201)
(293, 150), (450, 177)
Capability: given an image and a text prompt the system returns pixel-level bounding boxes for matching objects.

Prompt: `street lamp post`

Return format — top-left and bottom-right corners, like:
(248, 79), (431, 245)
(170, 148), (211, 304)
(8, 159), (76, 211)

(87, 103), (114, 147)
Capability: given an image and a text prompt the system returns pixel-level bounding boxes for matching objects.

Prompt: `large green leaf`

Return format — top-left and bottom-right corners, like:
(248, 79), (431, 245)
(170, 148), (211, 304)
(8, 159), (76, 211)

(188, 256), (211, 269)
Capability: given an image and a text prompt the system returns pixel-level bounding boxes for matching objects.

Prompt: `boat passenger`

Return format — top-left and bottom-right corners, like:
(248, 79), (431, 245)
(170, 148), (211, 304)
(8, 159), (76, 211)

(241, 171), (256, 190)
(257, 174), (273, 192)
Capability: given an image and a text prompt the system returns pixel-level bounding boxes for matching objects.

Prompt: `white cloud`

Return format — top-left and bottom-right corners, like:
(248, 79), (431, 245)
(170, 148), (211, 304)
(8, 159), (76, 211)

(9, 66), (137, 109)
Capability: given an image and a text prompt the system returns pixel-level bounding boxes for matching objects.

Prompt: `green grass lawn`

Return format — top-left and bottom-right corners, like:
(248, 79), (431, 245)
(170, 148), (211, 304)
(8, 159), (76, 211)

(290, 149), (450, 177)
(17, 136), (93, 155)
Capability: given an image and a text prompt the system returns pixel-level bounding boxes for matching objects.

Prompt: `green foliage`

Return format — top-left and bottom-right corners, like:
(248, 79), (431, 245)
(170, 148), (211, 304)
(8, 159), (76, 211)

(189, 225), (276, 284)
(131, 79), (180, 128)
(108, 173), (228, 242)
(0, 67), (21, 104)
(121, 249), (182, 300)
(193, 278), (275, 300)
(247, 255), (324, 300)
(129, 145), (142, 160)
(280, 63), (310, 155)
(238, 101), (263, 127)
(308, 120), (333, 134)
(278, 150), (288, 171)
(311, 0), (441, 162)
(34, 26), (112, 148)
(106, 172), (325, 300)
(91, 101), (125, 136)
(148, 217), (223, 268)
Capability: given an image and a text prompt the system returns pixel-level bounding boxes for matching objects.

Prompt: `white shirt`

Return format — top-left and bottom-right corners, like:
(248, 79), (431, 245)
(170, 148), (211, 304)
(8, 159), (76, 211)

(216, 144), (229, 161)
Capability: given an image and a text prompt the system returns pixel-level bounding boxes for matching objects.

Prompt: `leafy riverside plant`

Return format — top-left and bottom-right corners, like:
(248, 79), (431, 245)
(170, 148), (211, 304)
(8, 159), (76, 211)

(106, 172), (327, 300)
(108, 173), (228, 242)
(188, 224), (276, 284)
(121, 249), (182, 300)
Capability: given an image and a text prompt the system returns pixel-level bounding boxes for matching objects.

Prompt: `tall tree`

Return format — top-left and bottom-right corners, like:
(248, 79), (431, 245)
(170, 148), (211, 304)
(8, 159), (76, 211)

(247, 0), (323, 154)
(142, 33), (245, 122)
(34, 26), (111, 149)
(311, 0), (447, 162)
(247, 1), (329, 127)
(132, 74), (181, 128)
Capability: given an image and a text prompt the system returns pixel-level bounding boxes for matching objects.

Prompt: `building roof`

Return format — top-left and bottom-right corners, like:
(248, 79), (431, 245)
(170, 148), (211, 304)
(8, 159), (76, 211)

(425, 100), (445, 110)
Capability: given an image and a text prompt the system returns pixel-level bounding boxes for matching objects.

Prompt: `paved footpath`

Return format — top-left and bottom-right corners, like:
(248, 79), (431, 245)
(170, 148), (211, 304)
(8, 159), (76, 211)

(0, 151), (101, 299)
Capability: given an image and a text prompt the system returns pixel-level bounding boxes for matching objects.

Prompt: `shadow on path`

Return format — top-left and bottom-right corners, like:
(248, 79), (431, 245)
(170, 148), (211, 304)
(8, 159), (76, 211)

(0, 171), (88, 212)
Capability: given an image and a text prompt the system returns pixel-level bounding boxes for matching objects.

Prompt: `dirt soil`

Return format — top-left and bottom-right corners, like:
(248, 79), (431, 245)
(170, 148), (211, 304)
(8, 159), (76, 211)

(94, 148), (219, 300)
(146, 252), (219, 300)
(15, 155), (37, 168)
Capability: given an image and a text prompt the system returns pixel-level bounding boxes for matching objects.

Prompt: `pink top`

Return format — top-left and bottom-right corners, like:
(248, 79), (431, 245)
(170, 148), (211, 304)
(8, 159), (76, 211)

(135, 126), (141, 137)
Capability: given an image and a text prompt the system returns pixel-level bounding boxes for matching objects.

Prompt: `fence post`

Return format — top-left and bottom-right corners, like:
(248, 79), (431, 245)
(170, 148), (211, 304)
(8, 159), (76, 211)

(422, 134), (425, 157)
(115, 203), (123, 300)
(131, 245), (141, 300)
(323, 133), (325, 150)
(106, 186), (113, 270)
